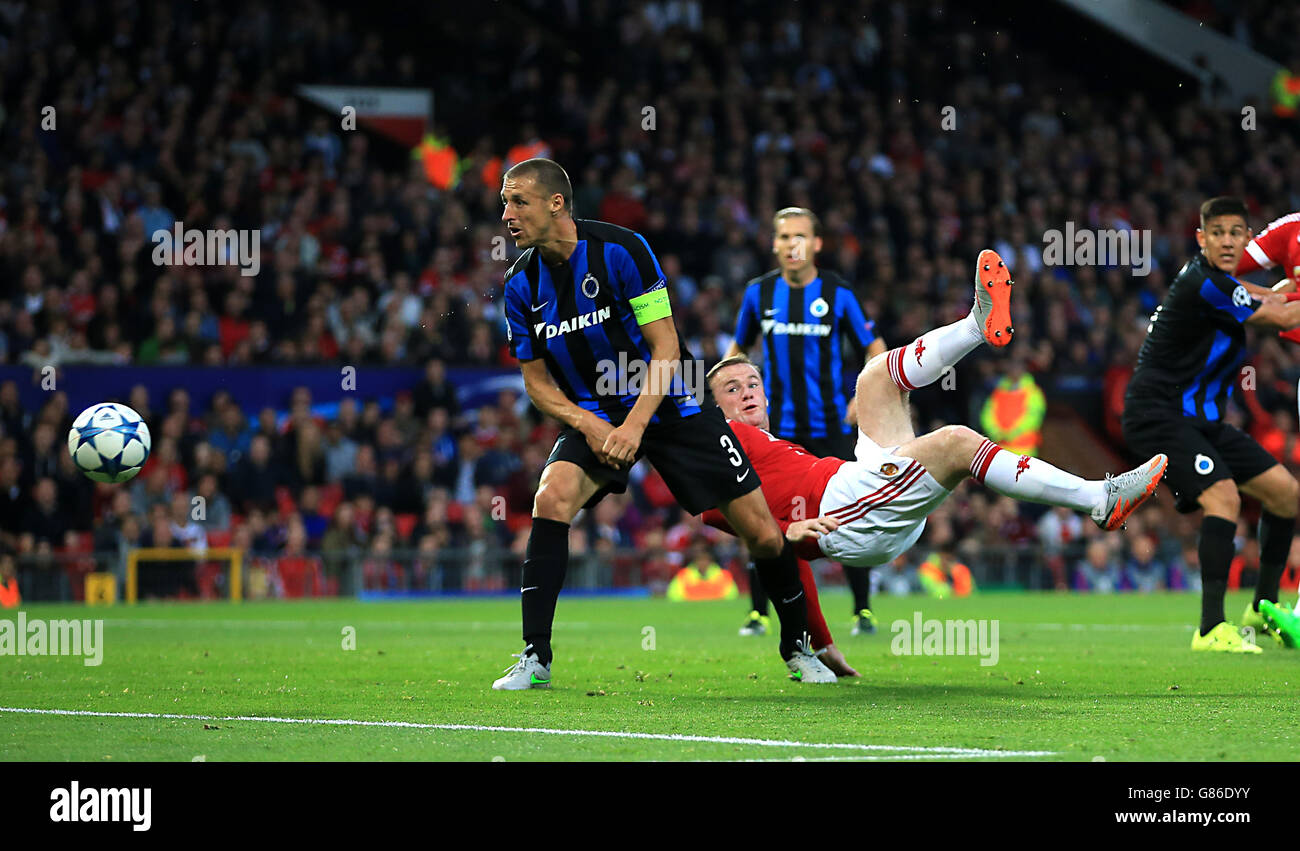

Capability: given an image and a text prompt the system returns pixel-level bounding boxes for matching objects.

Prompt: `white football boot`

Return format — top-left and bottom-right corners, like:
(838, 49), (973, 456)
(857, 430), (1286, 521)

(491, 645), (552, 690)
(784, 635), (838, 684)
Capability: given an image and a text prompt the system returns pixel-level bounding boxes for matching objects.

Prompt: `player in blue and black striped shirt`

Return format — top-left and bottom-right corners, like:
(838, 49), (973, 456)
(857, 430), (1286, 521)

(728, 208), (886, 637)
(1124, 196), (1300, 652)
(492, 159), (842, 689)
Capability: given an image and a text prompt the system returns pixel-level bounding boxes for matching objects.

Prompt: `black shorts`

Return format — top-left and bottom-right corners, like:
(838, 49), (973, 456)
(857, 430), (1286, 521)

(546, 405), (760, 515)
(783, 431), (856, 462)
(1122, 412), (1278, 513)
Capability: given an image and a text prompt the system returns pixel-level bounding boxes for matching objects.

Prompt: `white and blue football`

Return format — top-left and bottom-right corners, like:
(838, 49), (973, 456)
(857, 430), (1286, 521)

(67, 402), (152, 483)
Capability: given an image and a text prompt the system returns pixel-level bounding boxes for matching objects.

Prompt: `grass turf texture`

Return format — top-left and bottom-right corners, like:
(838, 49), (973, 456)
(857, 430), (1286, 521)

(2, 590), (1296, 762)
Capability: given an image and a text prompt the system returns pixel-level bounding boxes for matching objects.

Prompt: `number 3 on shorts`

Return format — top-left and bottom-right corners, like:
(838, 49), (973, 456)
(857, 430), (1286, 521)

(720, 434), (743, 467)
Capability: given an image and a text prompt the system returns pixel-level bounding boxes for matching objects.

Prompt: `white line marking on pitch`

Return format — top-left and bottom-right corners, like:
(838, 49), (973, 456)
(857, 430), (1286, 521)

(100, 620), (590, 630)
(1026, 623), (1191, 632)
(723, 754), (1012, 762)
(0, 707), (1054, 758)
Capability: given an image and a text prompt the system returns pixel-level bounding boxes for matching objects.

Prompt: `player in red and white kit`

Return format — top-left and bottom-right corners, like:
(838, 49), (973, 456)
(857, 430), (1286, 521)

(1239, 212), (1300, 288)
(702, 250), (1169, 579)
(1237, 212), (1300, 343)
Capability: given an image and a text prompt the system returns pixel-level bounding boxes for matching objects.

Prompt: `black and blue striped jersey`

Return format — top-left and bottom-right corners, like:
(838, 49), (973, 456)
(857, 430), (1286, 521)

(734, 269), (876, 440)
(1126, 252), (1262, 422)
(502, 219), (702, 426)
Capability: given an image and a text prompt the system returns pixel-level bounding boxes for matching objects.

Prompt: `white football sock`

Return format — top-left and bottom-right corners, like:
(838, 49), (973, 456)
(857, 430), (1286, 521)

(970, 438), (1105, 513)
(886, 314), (984, 390)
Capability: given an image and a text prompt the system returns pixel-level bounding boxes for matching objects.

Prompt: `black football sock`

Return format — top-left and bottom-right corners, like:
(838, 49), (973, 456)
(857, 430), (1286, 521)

(752, 540), (811, 658)
(1199, 515), (1236, 635)
(1254, 511), (1295, 610)
(521, 517), (570, 667)
(846, 565), (872, 614)
(747, 562), (770, 617)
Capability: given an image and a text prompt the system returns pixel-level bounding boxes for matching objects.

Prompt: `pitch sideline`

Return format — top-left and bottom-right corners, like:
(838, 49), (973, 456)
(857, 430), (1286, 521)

(0, 706), (1055, 758)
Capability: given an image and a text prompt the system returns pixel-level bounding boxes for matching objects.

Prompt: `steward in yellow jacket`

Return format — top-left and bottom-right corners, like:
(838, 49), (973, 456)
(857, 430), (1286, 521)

(667, 562), (739, 602)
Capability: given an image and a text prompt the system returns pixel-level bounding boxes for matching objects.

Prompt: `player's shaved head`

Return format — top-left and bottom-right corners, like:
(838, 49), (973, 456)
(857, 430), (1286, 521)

(504, 158), (573, 214)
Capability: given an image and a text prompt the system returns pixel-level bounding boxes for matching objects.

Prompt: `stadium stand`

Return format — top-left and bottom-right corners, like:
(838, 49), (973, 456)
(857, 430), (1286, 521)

(4, 0), (1300, 600)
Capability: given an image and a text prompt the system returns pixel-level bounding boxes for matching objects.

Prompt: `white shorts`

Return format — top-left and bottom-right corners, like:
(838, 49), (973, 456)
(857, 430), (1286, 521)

(816, 430), (949, 567)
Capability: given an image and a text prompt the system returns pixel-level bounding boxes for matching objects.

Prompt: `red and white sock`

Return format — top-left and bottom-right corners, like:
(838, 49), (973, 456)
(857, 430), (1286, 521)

(969, 439), (1105, 513)
(886, 314), (984, 391)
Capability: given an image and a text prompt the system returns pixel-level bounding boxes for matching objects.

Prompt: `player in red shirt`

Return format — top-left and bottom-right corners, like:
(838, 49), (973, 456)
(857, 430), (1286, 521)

(1237, 212), (1300, 343)
(702, 250), (1168, 606)
(1239, 212), (1300, 288)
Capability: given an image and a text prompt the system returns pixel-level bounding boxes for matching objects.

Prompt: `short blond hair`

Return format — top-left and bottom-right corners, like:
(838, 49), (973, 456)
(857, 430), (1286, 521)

(706, 354), (763, 387)
(772, 207), (821, 237)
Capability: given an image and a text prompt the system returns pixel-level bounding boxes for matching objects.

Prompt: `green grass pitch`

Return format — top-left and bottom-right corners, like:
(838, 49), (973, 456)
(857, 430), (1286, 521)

(2, 590), (1296, 761)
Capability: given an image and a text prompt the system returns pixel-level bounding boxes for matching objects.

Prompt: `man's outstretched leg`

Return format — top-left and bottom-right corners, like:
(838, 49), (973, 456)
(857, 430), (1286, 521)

(852, 249), (1165, 532)
(894, 424), (1166, 531)
(854, 248), (1011, 449)
(492, 460), (604, 690)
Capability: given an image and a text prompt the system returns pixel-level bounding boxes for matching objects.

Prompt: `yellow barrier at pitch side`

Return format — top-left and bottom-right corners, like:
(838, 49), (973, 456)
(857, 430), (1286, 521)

(84, 572), (116, 605)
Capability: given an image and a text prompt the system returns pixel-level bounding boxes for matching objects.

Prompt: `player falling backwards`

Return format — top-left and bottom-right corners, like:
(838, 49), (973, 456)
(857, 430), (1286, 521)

(727, 207), (886, 638)
(492, 157), (836, 689)
(1124, 197), (1300, 652)
(702, 250), (1168, 592)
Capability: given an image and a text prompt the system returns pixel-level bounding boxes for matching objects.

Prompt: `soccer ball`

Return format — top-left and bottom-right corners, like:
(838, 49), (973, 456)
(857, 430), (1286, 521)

(67, 402), (152, 483)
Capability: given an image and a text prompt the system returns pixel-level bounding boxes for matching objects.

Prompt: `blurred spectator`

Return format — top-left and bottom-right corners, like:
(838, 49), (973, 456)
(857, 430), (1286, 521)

(1124, 535), (1167, 593)
(297, 487), (329, 544)
(23, 479), (66, 546)
(918, 549), (976, 597)
(275, 519), (325, 598)
(343, 444), (379, 502)
(194, 474), (233, 533)
(209, 406), (252, 467)
(1037, 506), (1082, 591)
(412, 361), (461, 422)
(0, 550), (19, 607)
(168, 494), (207, 552)
(362, 534), (403, 591)
(289, 419), (328, 488)
(228, 435), (282, 513)
(320, 501), (368, 591)
(322, 420), (360, 482)
(131, 467), (173, 518)
(0, 458), (22, 550)
(1075, 539), (1123, 593)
